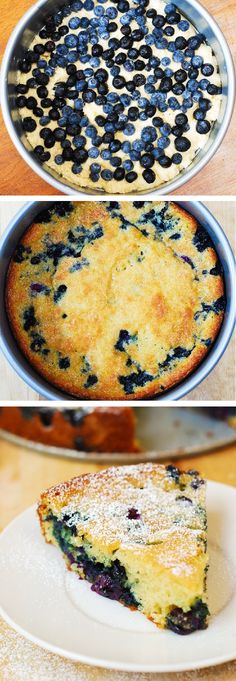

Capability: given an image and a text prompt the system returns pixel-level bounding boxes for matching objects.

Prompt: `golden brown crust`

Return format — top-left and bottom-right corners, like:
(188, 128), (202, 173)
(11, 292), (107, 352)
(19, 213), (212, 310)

(6, 201), (225, 399)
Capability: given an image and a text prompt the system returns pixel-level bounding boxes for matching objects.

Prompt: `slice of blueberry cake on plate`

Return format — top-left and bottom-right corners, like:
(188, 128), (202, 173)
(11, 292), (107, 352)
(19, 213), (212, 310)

(38, 462), (209, 634)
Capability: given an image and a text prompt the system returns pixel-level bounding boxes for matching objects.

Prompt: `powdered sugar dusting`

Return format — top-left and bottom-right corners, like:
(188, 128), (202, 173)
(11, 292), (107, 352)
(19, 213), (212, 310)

(0, 620), (235, 681)
(41, 463), (207, 576)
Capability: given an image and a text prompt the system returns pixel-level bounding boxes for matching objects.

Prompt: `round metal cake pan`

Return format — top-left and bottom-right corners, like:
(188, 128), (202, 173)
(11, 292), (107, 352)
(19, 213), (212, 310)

(0, 0), (235, 196)
(0, 407), (236, 462)
(0, 200), (235, 401)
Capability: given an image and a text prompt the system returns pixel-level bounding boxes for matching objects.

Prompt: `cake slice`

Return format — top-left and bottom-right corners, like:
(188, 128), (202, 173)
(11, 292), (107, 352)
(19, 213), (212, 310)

(38, 463), (209, 635)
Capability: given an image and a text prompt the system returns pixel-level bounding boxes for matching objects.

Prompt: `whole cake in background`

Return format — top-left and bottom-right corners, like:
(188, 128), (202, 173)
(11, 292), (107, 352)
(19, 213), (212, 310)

(16, 0), (222, 192)
(0, 407), (138, 452)
(6, 201), (225, 399)
(38, 463), (209, 634)
(204, 407), (236, 429)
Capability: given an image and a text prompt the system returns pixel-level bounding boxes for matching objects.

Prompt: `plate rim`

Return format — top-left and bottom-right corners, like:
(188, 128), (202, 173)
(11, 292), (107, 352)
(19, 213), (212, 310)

(1, 481), (236, 673)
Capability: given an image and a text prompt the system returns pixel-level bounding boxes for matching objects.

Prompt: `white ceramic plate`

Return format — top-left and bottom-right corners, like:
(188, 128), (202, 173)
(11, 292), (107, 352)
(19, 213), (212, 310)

(0, 481), (236, 673)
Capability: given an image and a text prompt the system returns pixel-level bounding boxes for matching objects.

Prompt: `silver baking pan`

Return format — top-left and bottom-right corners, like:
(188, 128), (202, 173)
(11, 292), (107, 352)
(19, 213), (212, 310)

(0, 0), (235, 195)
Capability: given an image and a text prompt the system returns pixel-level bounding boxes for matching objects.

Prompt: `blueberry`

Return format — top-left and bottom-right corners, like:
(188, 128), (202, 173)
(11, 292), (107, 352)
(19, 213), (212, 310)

(166, 464), (180, 483)
(140, 154), (154, 168)
(55, 155), (64, 165)
(16, 84), (28, 95)
(30, 334), (46, 353)
(201, 63), (214, 76)
(166, 11), (181, 24)
(207, 83), (220, 95)
(72, 163), (82, 174)
(22, 117), (36, 132)
(126, 171), (138, 183)
(123, 159), (133, 171)
(172, 83), (184, 95)
(174, 69), (187, 83)
(59, 357), (70, 369)
(163, 25), (175, 36)
(113, 76), (126, 89)
(191, 55), (203, 69)
(54, 284), (67, 303)
(158, 137), (169, 151)
(16, 95), (27, 108)
(74, 135), (86, 148)
(141, 126), (157, 143)
(175, 36), (187, 50)
(193, 109), (205, 121)
(152, 14), (165, 28)
(101, 149), (111, 160)
(158, 155), (172, 167)
(175, 113), (188, 126)
(84, 374), (98, 388)
(73, 148), (88, 163)
(114, 167), (125, 180)
(30, 282), (50, 295)
(94, 5), (104, 16)
(142, 168), (155, 184)
(178, 19), (189, 31)
(88, 147), (99, 158)
(167, 600), (209, 635)
(189, 34), (203, 49)
(101, 169), (113, 180)
(133, 140), (145, 151)
(83, 89), (96, 103)
(187, 79), (198, 92)
(110, 140), (122, 153)
(174, 136), (191, 151)
(160, 123), (171, 136)
(172, 152), (182, 164)
(127, 508), (141, 519)
(124, 123), (135, 136)
(165, 2), (176, 12)
(196, 120), (211, 134)
(68, 17), (80, 29)
(191, 477), (205, 489)
(65, 34), (78, 48)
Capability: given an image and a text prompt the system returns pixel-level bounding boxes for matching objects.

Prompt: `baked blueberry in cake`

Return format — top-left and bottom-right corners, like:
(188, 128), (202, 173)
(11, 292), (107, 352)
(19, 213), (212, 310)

(6, 201), (225, 399)
(38, 463), (209, 634)
(16, 0), (222, 193)
(0, 406), (138, 452)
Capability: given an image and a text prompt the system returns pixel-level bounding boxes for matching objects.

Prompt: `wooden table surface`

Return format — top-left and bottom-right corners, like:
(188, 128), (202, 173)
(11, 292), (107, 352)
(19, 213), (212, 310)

(0, 430), (236, 680)
(0, 200), (235, 401)
(0, 0), (235, 196)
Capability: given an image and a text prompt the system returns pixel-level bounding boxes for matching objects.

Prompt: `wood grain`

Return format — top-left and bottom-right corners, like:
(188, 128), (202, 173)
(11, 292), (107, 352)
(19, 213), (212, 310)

(0, 0), (235, 196)
(0, 432), (236, 680)
(0, 200), (235, 401)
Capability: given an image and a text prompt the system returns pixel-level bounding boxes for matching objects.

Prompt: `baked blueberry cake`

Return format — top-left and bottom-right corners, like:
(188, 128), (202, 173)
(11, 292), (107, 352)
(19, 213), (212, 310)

(204, 407), (236, 429)
(6, 201), (225, 399)
(38, 462), (209, 634)
(0, 406), (138, 452)
(16, 0), (222, 193)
